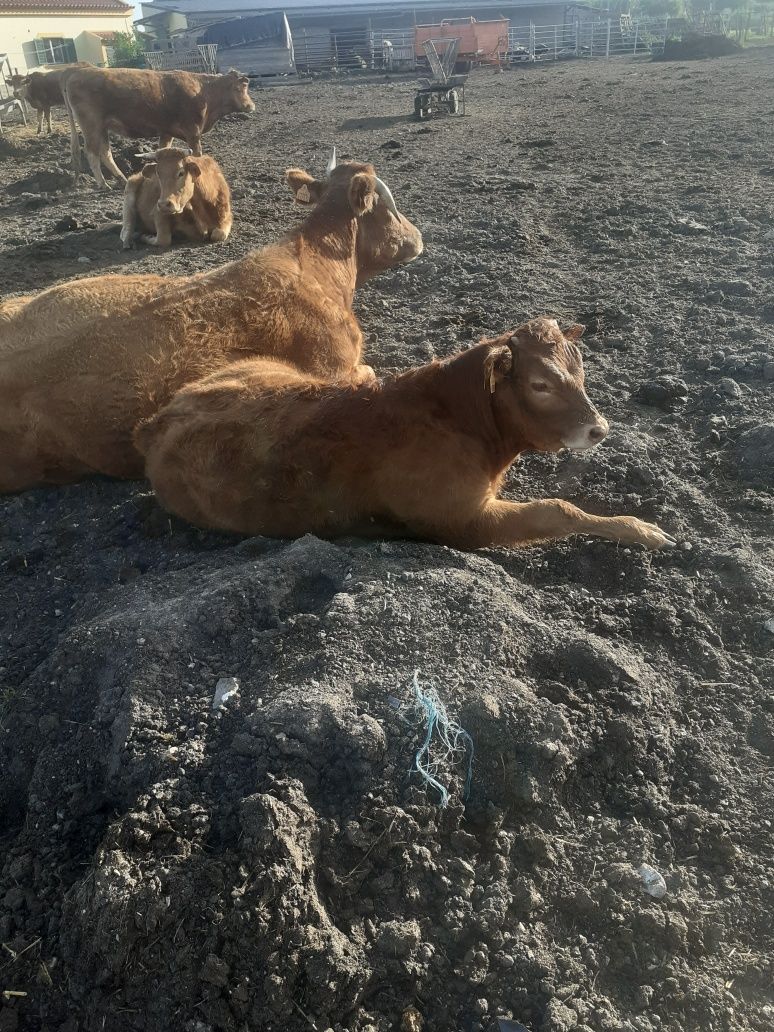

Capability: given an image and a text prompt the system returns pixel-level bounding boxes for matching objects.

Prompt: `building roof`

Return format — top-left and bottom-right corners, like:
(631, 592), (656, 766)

(144, 0), (569, 14)
(0, 0), (131, 12)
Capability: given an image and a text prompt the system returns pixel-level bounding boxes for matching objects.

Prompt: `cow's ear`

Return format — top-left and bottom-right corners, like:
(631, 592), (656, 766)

(286, 168), (326, 205)
(563, 323), (585, 341)
(141, 162), (158, 179)
(185, 159), (202, 179)
(348, 172), (377, 216)
(483, 344), (513, 394)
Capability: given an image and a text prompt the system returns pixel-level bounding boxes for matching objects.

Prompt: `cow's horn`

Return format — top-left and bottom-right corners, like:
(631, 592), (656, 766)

(374, 176), (399, 217)
(326, 146), (337, 176)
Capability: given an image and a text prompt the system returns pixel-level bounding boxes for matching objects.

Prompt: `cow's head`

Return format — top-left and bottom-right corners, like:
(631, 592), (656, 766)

(7, 74), (30, 98)
(140, 148), (201, 215)
(222, 69), (255, 113)
(484, 317), (609, 452)
(285, 151), (423, 284)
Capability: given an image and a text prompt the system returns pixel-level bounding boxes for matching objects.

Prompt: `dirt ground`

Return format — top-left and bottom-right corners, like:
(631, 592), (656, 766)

(1, 47), (773, 1032)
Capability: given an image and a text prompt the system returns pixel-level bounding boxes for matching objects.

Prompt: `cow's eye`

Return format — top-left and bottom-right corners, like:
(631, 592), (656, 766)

(178, 170), (185, 179)
(531, 381), (550, 393)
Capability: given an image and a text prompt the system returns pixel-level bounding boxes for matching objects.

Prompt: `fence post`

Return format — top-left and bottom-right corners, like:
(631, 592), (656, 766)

(633, 21), (639, 55)
(575, 19), (580, 55)
(590, 24), (594, 57)
(554, 24), (558, 59)
(606, 19), (611, 57)
(529, 22), (535, 60)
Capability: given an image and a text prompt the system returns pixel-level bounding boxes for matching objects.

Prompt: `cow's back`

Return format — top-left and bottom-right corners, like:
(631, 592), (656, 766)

(65, 67), (203, 136)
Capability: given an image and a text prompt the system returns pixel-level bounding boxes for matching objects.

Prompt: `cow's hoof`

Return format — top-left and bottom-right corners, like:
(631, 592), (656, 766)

(630, 519), (677, 550)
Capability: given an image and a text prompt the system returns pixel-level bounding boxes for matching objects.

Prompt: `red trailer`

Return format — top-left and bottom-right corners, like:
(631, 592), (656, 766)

(414, 17), (510, 66)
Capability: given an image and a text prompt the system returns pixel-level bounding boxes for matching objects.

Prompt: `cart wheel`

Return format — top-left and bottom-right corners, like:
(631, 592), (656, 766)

(447, 89), (459, 114)
(414, 95), (426, 121)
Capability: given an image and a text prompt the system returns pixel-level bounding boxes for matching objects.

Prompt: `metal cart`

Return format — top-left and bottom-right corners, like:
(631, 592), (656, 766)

(413, 37), (467, 121)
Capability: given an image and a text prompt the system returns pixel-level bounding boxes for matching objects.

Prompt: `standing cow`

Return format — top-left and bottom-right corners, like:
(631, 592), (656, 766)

(8, 63), (89, 134)
(62, 66), (255, 188)
(121, 148), (233, 248)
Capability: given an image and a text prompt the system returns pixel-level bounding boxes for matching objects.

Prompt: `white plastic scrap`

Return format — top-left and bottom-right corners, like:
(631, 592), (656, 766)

(637, 863), (667, 899)
(212, 677), (240, 712)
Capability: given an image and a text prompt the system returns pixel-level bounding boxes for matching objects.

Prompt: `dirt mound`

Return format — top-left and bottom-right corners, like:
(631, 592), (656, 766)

(657, 33), (742, 61)
(5, 168), (74, 196)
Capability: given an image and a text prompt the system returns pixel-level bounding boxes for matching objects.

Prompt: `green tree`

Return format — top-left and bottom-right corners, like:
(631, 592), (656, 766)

(110, 31), (146, 69)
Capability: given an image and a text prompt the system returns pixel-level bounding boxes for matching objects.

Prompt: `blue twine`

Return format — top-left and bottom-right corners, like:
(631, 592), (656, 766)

(408, 670), (475, 807)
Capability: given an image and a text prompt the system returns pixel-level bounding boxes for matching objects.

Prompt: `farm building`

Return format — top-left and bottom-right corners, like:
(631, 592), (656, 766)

(138, 0), (591, 75)
(0, 0), (133, 73)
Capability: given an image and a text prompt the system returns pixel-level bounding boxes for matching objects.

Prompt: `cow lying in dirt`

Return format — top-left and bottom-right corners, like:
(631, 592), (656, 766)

(120, 148), (232, 249)
(62, 67), (255, 188)
(0, 158), (422, 491)
(8, 64), (88, 135)
(136, 318), (676, 551)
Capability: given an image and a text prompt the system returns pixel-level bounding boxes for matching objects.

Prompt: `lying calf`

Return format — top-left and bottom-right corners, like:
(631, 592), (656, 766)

(136, 317), (676, 551)
(121, 147), (232, 249)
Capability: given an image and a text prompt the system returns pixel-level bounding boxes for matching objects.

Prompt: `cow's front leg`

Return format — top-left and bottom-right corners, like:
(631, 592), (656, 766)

(349, 364), (377, 386)
(458, 498), (677, 551)
(142, 210), (173, 247)
(188, 132), (203, 157)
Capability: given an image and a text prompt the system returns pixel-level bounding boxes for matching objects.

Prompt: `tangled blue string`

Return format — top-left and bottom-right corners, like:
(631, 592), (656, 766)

(408, 670), (475, 807)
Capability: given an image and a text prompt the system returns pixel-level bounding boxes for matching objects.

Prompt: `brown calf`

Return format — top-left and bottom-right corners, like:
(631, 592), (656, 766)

(8, 64), (89, 134)
(62, 66), (254, 189)
(0, 159), (423, 491)
(136, 318), (676, 551)
(120, 148), (232, 249)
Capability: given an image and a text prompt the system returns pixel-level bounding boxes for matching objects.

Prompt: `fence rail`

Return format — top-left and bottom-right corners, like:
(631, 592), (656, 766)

(507, 18), (671, 61)
(144, 45), (218, 74)
(141, 16), (743, 78)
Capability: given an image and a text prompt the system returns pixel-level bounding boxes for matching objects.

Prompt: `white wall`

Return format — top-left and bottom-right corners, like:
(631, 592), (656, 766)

(0, 12), (133, 72)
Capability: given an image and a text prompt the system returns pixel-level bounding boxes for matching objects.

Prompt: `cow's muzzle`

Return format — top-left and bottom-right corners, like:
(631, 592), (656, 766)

(562, 414), (610, 451)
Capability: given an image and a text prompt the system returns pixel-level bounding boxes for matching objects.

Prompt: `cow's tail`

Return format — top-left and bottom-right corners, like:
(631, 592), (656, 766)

(61, 77), (81, 178)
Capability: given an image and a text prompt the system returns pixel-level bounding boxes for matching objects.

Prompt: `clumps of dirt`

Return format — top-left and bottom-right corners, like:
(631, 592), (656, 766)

(657, 34), (742, 61)
(734, 423), (774, 483)
(5, 168), (74, 196)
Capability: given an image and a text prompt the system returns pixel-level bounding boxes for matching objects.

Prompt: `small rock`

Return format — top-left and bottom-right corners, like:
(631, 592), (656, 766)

(763, 361), (774, 382)
(637, 863), (667, 898)
(38, 714), (60, 736)
(634, 376), (689, 410)
(375, 919), (421, 957)
(764, 619), (774, 634)
(77, 256), (91, 264)
(54, 215), (79, 232)
(212, 676), (239, 711)
(719, 377), (742, 398)
(674, 216), (709, 235)
(200, 953), (230, 987)
(4, 886), (26, 910)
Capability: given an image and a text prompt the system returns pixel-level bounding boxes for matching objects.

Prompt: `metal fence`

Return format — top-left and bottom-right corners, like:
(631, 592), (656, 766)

(290, 18), (673, 74)
(144, 45), (219, 74)
(507, 18), (671, 61)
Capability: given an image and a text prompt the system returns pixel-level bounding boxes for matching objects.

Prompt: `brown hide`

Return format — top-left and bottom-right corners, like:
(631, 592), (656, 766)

(0, 161), (422, 492)
(136, 317), (675, 551)
(121, 149), (233, 248)
(62, 67), (254, 187)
